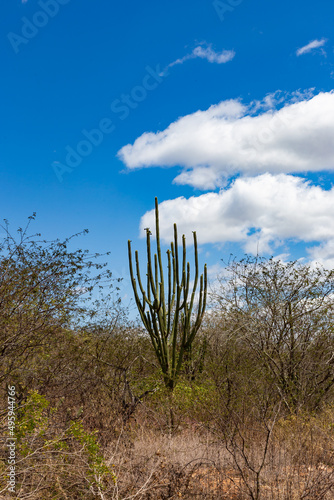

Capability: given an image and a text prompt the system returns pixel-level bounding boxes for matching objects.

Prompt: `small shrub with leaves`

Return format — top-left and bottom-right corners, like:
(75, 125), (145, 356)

(0, 391), (116, 499)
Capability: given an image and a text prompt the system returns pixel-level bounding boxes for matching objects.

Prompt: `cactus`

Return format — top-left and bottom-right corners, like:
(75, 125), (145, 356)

(128, 197), (207, 391)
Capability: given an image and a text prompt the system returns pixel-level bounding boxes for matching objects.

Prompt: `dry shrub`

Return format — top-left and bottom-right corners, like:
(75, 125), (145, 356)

(263, 408), (334, 499)
(0, 391), (116, 499)
(1, 393), (334, 499)
(104, 425), (247, 499)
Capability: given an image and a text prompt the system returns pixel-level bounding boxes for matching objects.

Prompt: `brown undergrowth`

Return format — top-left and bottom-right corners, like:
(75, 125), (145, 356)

(106, 412), (334, 499)
(1, 395), (334, 499)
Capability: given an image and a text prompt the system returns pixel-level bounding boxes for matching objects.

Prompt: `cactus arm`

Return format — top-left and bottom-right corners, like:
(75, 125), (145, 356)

(135, 250), (152, 309)
(145, 228), (157, 300)
(171, 285), (182, 380)
(154, 253), (159, 301)
(174, 224), (180, 287)
(170, 242), (176, 313)
(128, 240), (149, 328)
(188, 264), (207, 346)
(147, 312), (167, 372)
(178, 234), (189, 310)
(147, 234), (166, 339)
(181, 234), (186, 288)
(167, 249), (172, 336)
(155, 197), (167, 331)
(176, 267), (206, 378)
(180, 260), (190, 312)
(146, 313), (158, 350)
(189, 232), (199, 313)
(185, 261), (190, 305)
(147, 262), (151, 303)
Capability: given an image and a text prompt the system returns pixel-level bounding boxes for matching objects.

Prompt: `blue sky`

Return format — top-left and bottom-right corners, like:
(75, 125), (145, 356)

(1, 0), (334, 311)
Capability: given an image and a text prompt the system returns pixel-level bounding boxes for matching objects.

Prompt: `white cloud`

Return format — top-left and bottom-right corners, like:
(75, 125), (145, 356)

(140, 174), (334, 261)
(118, 90), (334, 189)
(192, 45), (235, 64)
(162, 44), (235, 75)
(296, 38), (326, 56)
(307, 239), (334, 269)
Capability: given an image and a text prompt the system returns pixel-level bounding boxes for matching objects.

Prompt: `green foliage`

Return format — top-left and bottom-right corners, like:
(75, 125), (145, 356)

(15, 391), (51, 454)
(173, 379), (216, 415)
(2, 390), (116, 497)
(66, 421), (114, 481)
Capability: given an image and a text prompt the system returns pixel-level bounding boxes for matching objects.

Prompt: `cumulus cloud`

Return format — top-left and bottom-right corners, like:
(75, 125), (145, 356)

(140, 174), (334, 261)
(296, 38), (327, 56)
(118, 90), (334, 189)
(161, 44), (235, 75)
(307, 240), (334, 269)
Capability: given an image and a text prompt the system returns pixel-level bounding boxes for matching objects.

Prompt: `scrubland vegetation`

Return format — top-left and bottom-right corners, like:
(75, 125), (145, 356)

(1, 217), (334, 499)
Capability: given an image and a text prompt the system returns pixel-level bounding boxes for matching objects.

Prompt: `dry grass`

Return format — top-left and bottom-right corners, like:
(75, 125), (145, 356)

(1, 398), (334, 499)
(103, 410), (334, 500)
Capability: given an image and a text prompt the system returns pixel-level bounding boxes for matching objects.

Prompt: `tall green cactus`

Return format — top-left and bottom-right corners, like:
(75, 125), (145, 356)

(128, 197), (207, 391)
